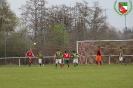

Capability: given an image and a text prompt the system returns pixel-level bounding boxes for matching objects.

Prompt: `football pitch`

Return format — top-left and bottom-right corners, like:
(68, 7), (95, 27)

(0, 64), (133, 88)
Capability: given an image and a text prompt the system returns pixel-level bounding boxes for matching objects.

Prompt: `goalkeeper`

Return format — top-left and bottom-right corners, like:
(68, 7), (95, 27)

(96, 46), (102, 65)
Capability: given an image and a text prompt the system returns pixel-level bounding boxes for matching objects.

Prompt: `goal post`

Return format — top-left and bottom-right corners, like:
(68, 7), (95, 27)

(77, 39), (133, 64)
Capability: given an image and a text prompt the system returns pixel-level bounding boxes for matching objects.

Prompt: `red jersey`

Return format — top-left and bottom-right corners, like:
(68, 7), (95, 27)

(26, 51), (33, 56)
(97, 48), (101, 56)
(62, 53), (70, 59)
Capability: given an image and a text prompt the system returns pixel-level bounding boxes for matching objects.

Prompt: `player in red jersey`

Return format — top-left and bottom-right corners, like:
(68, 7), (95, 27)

(26, 49), (35, 67)
(96, 46), (102, 65)
(62, 51), (70, 68)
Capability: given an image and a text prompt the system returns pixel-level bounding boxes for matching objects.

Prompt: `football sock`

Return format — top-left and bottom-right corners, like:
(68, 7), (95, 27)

(100, 61), (102, 65)
(120, 61), (122, 65)
(96, 61), (98, 65)
(55, 64), (57, 67)
(62, 63), (64, 67)
(29, 63), (31, 67)
(60, 64), (62, 67)
(74, 63), (76, 67)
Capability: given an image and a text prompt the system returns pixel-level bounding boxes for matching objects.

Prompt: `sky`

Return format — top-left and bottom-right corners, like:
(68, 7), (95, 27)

(7, 0), (133, 31)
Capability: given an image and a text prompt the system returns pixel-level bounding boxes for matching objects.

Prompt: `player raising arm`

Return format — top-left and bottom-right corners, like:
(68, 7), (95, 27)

(26, 49), (35, 67)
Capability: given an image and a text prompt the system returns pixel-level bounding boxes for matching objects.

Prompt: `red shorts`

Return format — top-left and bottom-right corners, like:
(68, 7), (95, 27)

(29, 59), (32, 63)
(96, 55), (101, 61)
(27, 56), (32, 63)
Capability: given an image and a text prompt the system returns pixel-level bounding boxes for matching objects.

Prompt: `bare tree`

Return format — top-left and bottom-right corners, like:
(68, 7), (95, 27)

(20, 0), (47, 42)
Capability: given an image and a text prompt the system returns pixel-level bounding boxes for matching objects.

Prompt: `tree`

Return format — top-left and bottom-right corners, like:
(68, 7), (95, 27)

(0, 0), (18, 32)
(0, 0), (18, 58)
(20, 0), (48, 55)
(20, 0), (47, 42)
(76, 1), (119, 40)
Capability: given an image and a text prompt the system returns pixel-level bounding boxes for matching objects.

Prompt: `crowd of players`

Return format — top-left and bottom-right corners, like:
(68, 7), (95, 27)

(26, 46), (125, 67)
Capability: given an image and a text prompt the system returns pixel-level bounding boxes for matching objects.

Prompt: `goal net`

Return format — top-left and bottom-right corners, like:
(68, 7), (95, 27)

(77, 40), (133, 64)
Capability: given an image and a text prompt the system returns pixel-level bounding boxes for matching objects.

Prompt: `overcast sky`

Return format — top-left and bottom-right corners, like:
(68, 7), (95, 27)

(7, 0), (133, 30)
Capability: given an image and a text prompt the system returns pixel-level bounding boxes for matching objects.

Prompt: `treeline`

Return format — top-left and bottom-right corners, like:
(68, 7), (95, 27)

(0, 0), (133, 57)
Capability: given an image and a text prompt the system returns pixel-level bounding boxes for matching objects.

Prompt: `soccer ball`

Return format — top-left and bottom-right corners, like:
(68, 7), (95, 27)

(34, 43), (36, 45)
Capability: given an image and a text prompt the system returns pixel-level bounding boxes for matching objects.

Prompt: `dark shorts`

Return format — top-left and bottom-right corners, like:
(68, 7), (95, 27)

(64, 59), (69, 63)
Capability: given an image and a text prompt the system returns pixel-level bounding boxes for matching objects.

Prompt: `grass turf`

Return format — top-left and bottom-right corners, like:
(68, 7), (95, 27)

(0, 64), (133, 88)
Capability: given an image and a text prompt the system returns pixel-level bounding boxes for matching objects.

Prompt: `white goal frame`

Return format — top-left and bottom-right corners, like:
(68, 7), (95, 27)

(77, 39), (133, 64)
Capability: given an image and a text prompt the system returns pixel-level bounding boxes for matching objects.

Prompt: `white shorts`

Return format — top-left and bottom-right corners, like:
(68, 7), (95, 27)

(38, 59), (42, 64)
(56, 59), (62, 64)
(119, 57), (123, 61)
(73, 58), (78, 63)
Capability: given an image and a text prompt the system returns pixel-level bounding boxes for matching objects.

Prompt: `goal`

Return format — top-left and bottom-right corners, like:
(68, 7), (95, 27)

(77, 40), (133, 64)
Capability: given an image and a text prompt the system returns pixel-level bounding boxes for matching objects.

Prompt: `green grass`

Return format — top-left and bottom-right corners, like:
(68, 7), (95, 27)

(0, 64), (133, 88)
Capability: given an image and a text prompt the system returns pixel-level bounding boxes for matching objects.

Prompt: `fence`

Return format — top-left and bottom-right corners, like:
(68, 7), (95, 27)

(0, 55), (133, 66)
(82, 55), (133, 65)
(0, 56), (54, 66)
